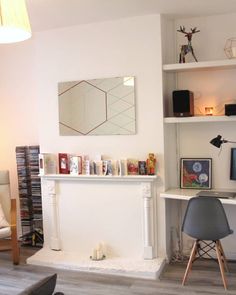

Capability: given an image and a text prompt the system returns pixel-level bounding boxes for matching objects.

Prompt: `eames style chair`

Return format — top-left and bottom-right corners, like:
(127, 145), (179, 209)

(0, 170), (19, 264)
(182, 196), (233, 290)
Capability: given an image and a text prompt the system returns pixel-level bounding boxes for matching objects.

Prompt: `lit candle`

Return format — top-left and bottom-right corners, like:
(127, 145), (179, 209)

(92, 248), (97, 260)
(96, 250), (102, 260)
(96, 243), (104, 260)
(96, 243), (102, 250)
(205, 107), (213, 116)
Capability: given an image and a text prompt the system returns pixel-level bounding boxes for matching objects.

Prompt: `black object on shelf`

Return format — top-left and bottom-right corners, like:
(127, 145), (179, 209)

(172, 90), (194, 117)
(225, 104), (236, 116)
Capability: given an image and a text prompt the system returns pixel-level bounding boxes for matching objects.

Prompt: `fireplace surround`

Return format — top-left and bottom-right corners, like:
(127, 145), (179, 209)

(27, 175), (165, 279)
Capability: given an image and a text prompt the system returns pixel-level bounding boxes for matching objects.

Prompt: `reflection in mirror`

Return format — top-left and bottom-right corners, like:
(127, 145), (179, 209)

(58, 77), (136, 135)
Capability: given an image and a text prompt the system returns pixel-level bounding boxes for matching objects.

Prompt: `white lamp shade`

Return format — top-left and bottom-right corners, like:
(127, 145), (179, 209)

(0, 0), (31, 43)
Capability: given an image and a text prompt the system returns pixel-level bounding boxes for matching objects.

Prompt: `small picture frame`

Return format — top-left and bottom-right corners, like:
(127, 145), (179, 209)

(180, 158), (212, 189)
(58, 153), (69, 174)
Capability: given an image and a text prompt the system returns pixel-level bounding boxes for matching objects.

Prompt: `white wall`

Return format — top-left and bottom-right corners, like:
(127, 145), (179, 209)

(34, 15), (166, 256)
(0, 14), (166, 257)
(176, 13), (236, 62)
(35, 15), (164, 161)
(0, 40), (39, 224)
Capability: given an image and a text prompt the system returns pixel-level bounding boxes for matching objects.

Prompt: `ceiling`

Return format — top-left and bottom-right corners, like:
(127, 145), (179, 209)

(26, 0), (236, 32)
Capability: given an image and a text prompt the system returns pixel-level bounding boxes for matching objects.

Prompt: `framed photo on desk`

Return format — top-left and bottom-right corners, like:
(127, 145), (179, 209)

(180, 158), (212, 189)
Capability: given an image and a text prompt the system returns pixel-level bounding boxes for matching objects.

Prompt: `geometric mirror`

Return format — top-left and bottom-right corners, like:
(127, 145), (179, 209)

(58, 76), (136, 135)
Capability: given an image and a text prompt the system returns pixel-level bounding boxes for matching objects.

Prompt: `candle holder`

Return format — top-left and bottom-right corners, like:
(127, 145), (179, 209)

(205, 107), (213, 116)
(90, 255), (106, 261)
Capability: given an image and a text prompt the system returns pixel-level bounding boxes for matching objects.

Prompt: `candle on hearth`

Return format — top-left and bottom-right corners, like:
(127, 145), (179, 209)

(92, 248), (97, 260)
(96, 250), (102, 260)
(97, 242), (102, 250)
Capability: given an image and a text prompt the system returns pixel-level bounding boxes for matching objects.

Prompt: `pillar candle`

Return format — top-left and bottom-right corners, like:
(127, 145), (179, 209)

(92, 248), (97, 260)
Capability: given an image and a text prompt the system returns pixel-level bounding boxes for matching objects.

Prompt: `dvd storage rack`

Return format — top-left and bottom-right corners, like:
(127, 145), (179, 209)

(16, 145), (43, 247)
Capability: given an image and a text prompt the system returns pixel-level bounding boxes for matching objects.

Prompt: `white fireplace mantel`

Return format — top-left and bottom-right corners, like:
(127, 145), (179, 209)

(27, 174), (165, 279)
(41, 174), (157, 259)
(39, 174), (157, 182)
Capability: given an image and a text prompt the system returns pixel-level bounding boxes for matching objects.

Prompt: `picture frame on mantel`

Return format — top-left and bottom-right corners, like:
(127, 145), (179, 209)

(180, 158), (212, 189)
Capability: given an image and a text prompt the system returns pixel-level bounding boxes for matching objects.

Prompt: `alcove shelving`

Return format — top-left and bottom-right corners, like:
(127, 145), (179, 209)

(163, 58), (236, 123)
(164, 115), (236, 124)
(163, 58), (236, 73)
(161, 15), (236, 261)
(162, 55), (236, 193)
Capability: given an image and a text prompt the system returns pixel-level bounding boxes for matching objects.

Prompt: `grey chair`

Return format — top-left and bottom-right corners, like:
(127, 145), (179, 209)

(18, 273), (65, 295)
(181, 196), (233, 290)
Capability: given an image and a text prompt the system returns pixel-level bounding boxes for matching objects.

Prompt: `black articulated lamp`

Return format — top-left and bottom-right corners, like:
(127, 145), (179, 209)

(210, 135), (236, 148)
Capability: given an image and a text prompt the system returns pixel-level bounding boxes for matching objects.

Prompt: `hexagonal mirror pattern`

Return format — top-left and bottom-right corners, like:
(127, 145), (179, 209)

(58, 77), (136, 135)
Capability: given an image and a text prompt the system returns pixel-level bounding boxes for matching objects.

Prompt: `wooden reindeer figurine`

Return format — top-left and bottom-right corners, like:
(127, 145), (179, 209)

(177, 26), (200, 63)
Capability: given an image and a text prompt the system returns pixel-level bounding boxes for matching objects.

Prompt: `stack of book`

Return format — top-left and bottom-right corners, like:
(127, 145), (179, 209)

(16, 145), (43, 247)
(16, 146), (33, 245)
(28, 146), (43, 247)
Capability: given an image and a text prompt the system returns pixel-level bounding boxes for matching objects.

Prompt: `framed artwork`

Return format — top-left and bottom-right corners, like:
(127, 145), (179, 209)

(180, 158), (212, 189)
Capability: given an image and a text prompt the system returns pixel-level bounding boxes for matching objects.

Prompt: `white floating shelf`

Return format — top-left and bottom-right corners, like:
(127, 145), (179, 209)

(164, 115), (236, 124)
(163, 59), (236, 72)
(39, 174), (157, 182)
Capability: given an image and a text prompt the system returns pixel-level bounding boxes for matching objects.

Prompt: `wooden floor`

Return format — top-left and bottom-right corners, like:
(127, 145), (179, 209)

(0, 248), (235, 294)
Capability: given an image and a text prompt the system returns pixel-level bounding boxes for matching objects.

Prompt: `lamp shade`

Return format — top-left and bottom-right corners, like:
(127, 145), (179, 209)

(210, 135), (224, 148)
(210, 134), (236, 148)
(0, 0), (31, 43)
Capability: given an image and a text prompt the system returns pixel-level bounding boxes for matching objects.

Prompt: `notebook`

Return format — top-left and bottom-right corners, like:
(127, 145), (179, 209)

(196, 190), (236, 199)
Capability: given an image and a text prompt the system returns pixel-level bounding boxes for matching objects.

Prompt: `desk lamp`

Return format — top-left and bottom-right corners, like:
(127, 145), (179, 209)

(210, 135), (236, 148)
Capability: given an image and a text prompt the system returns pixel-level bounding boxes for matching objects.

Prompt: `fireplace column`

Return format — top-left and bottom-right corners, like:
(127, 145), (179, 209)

(46, 180), (61, 250)
(142, 182), (155, 259)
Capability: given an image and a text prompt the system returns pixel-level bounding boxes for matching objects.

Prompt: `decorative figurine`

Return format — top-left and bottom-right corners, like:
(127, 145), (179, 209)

(177, 26), (200, 63)
(138, 161), (147, 175)
(146, 153), (156, 175)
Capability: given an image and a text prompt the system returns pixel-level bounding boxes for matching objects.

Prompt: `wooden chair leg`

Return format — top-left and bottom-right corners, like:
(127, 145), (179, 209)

(11, 236), (20, 264)
(10, 199), (20, 265)
(218, 240), (229, 272)
(182, 240), (198, 285)
(216, 240), (228, 290)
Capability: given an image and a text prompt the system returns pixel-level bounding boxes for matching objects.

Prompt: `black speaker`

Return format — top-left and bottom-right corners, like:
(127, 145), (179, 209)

(225, 104), (236, 116)
(172, 90), (194, 117)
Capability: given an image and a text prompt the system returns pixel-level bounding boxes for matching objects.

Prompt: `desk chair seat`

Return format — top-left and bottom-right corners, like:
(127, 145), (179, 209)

(182, 196), (233, 290)
(0, 170), (19, 264)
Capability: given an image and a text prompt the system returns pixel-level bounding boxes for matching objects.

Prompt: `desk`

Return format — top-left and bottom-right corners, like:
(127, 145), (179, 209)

(160, 188), (236, 205)
(160, 188), (236, 260)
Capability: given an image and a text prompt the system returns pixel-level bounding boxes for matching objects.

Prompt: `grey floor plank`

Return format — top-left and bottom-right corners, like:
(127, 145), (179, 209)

(0, 249), (235, 294)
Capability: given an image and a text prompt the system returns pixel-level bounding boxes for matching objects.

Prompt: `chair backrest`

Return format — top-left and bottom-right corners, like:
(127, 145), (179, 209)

(182, 196), (232, 240)
(0, 171), (11, 223)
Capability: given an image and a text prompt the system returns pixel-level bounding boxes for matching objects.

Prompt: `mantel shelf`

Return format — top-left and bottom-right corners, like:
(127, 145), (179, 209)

(164, 115), (236, 124)
(39, 174), (157, 182)
(163, 59), (236, 72)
